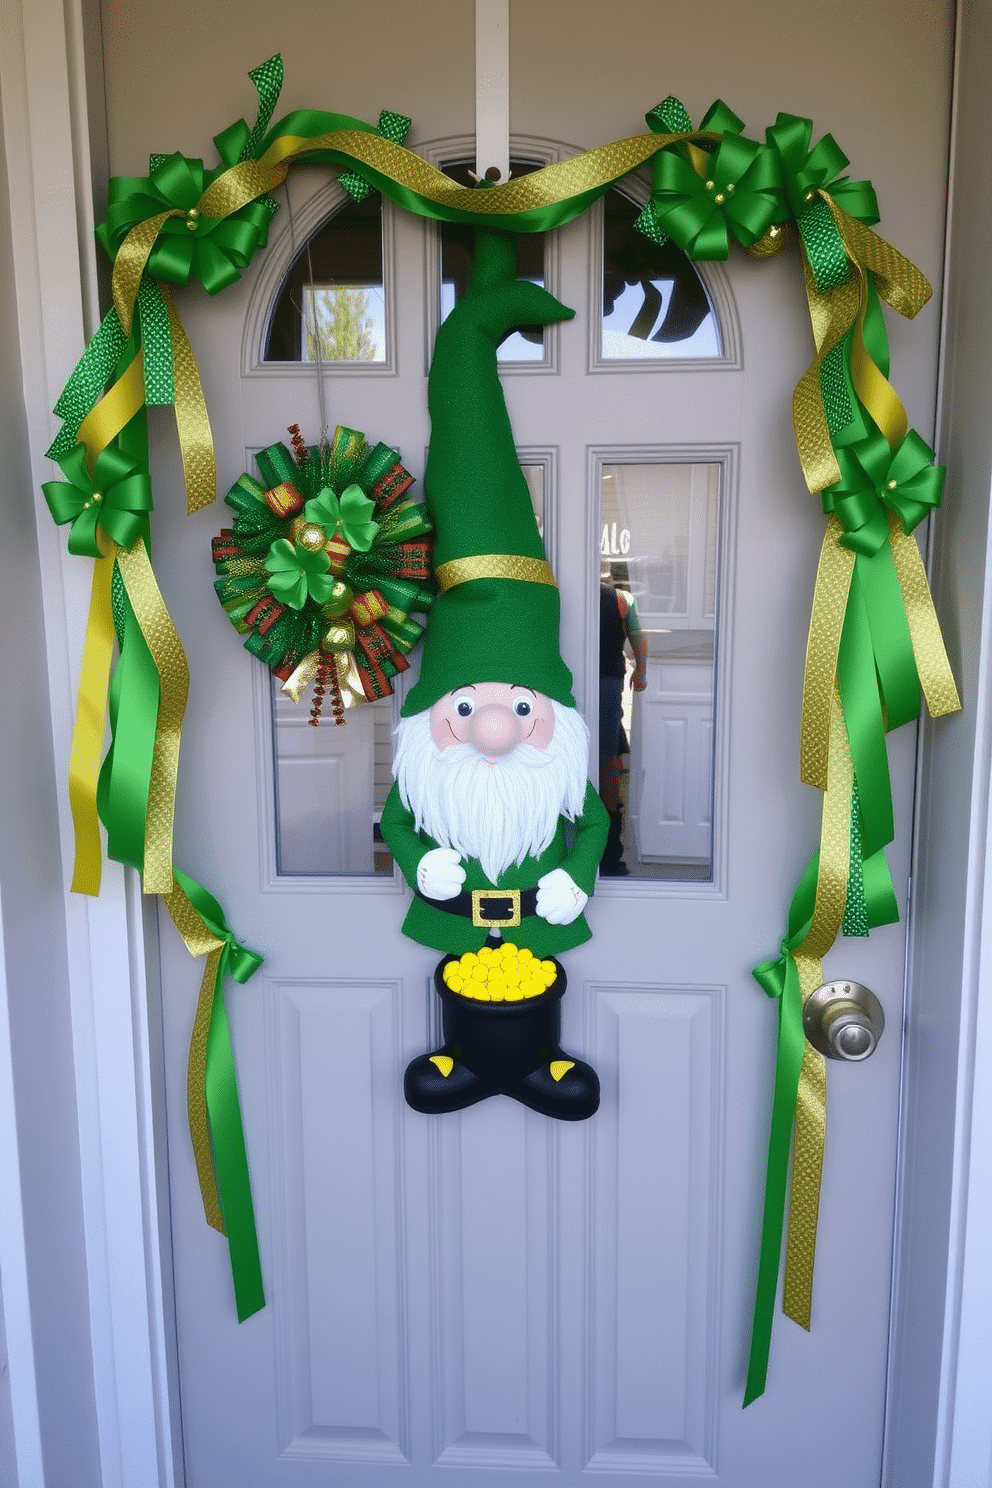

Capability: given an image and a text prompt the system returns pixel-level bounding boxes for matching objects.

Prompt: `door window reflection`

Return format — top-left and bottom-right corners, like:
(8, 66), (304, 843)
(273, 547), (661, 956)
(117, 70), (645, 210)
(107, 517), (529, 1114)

(599, 462), (720, 881)
(263, 193), (386, 364)
(601, 188), (721, 361)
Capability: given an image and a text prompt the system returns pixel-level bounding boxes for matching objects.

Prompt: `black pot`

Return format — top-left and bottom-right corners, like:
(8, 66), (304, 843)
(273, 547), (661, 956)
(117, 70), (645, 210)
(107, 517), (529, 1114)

(434, 955), (566, 1084)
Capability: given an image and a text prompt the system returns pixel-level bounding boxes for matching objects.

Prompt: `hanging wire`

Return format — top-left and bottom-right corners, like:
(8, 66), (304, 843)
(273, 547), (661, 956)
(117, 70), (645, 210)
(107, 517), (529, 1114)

(282, 176), (331, 460)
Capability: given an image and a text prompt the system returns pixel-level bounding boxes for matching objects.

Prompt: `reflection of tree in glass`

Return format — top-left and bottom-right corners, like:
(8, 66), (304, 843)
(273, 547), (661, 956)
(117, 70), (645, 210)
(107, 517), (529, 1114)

(305, 286), (377, 361)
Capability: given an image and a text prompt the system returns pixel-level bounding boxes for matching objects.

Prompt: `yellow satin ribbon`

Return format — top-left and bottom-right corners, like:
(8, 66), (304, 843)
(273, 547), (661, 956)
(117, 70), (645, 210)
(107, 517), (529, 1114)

(68, 541), (117, 895)
(115, 539), (190, 894)
(785, 687), (855, 1327)
(77, 353), (146, 472)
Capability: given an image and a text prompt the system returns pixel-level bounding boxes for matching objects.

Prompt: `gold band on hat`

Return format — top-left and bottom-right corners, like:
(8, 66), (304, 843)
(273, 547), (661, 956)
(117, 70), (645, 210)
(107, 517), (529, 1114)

(434, 553), (556, 591)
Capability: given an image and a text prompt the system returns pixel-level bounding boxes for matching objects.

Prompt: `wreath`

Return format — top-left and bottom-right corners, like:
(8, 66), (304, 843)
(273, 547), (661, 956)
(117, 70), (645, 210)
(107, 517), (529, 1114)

(41, 54), (959, 1400)
(212, 424), (433, 723)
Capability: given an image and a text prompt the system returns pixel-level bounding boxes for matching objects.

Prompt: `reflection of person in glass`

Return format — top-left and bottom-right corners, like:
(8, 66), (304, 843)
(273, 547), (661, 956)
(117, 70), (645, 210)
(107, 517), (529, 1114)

(599, 577), (648, 875)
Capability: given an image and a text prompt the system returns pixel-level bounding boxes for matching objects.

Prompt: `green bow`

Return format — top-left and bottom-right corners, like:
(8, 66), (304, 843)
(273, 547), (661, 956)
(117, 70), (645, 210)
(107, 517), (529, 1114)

(304, 485), (380, 551)
(765, 112), (879, 225)
(265, 539), (338, 609)
(637, 103), (781, 259)
(43, 437), (152, 557)
(96, 151), (278, 295)
(821, 428), (946, 555)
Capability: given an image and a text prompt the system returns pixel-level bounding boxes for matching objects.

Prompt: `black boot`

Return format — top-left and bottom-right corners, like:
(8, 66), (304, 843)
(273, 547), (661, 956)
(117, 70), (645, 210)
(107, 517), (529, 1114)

(403, 1048), (492, 1114)
(403, 956), (599, 1121)
(600, 805), (629, 876)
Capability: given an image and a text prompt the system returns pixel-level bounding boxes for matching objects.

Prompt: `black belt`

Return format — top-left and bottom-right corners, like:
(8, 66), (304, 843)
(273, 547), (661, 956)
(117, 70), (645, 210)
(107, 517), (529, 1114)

(416, 886), (539, 929)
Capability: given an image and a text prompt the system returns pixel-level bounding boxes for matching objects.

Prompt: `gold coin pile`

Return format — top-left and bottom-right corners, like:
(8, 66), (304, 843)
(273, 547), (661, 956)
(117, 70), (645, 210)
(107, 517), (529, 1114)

(442, 943), (557, 1001)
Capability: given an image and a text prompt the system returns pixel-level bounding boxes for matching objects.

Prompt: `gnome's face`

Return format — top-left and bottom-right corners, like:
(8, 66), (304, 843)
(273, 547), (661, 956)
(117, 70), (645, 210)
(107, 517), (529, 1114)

(430, 683), (556, 759)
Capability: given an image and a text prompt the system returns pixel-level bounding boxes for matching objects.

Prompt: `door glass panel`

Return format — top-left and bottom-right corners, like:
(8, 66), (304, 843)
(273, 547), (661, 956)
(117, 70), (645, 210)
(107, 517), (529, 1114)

(272, 685), (396, 877)
(440, 159), (547, 362)
(601, 188), (721, 360)
(599, 462), (720, 880)
(263, 193), (386, 363)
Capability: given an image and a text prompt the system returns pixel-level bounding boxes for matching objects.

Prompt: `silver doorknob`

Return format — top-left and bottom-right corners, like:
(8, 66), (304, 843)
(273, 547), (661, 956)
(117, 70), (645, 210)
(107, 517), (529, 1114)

(803, 981), (885, 1062)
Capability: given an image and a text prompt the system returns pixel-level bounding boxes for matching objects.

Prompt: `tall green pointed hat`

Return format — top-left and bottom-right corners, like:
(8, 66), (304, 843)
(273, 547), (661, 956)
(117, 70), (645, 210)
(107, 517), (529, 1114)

(402, 228), (576, 715)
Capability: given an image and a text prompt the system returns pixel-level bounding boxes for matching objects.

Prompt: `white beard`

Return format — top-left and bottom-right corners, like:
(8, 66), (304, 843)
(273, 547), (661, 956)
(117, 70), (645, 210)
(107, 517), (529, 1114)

(393, 702), (590, 885)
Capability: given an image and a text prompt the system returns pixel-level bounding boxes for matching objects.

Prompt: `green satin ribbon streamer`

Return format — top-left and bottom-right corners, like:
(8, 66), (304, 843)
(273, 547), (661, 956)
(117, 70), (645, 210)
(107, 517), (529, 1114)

(837, 566), (894, 858)
(98, 581), (159, 870)
(855, 541), (921, 730)
(173, 867), (265, 1323)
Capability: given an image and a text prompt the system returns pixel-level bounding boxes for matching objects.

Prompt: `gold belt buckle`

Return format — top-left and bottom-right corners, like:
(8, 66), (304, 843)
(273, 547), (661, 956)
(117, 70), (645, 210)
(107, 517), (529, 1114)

(471, 888), (522, 928)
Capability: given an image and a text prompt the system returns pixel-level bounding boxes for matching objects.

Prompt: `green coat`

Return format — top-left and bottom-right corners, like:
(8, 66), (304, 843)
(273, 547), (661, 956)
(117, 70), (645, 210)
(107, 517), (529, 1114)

(381, 780), (610, 957)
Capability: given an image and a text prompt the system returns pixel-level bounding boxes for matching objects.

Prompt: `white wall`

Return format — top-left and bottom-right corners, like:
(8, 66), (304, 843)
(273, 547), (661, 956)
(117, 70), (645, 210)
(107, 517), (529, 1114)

(0, 25), (102, 1482)
(890, 2), (992, 1484)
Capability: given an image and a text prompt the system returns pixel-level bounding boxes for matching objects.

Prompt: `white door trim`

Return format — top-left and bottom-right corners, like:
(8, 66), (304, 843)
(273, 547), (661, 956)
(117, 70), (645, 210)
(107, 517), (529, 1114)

(4, 1), (990, 1482)
(0, 0), (180, 1483)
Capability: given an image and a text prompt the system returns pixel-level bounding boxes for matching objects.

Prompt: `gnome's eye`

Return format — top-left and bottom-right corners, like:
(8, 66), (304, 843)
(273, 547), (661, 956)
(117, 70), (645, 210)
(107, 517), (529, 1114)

(455, 698), (475, 717)
(513, 699), (532, 717)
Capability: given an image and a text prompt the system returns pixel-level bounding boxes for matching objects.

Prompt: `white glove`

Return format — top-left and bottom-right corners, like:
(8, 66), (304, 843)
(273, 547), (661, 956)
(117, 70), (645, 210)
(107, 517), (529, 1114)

(536, 867), (588, 925)
(417, 847), (466, 900)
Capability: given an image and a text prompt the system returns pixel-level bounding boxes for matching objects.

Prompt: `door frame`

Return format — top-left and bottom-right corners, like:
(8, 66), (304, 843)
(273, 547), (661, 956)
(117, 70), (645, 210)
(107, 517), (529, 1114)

(1, 1), (989, 1484)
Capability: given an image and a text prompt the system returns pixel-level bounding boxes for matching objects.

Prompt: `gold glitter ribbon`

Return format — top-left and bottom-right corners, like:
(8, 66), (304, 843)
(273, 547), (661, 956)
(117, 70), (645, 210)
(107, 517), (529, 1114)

(889, 518), (961, 718)
(785, 687), (855, 1327)
(68, 541), (116, 894)
(801, 517), (856, 790)
(435, 554), (556, 591)
(160, 285), (216, 512)
(162, 876), (227, 1232)
(115, 540), (190, 894)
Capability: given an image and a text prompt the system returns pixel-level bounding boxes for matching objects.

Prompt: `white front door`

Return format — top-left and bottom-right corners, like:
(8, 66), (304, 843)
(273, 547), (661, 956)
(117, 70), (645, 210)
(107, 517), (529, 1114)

(98, 3), (953, 1483)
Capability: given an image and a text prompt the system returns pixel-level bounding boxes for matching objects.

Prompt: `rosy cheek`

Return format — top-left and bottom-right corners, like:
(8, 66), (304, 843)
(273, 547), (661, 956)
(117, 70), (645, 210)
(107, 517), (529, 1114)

(430, 704), (465, 749)
(527, 710), (555, 749)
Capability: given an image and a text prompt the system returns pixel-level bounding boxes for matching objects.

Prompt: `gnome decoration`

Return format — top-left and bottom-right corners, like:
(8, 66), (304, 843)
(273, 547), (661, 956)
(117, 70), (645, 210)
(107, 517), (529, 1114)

(381, 227), (610, 1120)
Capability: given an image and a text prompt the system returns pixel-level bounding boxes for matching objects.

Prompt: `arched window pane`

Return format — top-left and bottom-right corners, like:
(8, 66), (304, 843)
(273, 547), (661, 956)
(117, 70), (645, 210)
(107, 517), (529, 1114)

(440, 159), (546, 362)
(264, 193), (386, 363)
(601, 188), (721, 359)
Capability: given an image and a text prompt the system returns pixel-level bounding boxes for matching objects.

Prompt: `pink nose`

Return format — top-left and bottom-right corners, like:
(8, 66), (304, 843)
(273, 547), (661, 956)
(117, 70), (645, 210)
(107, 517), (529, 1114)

(467, 704), (520, 757)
